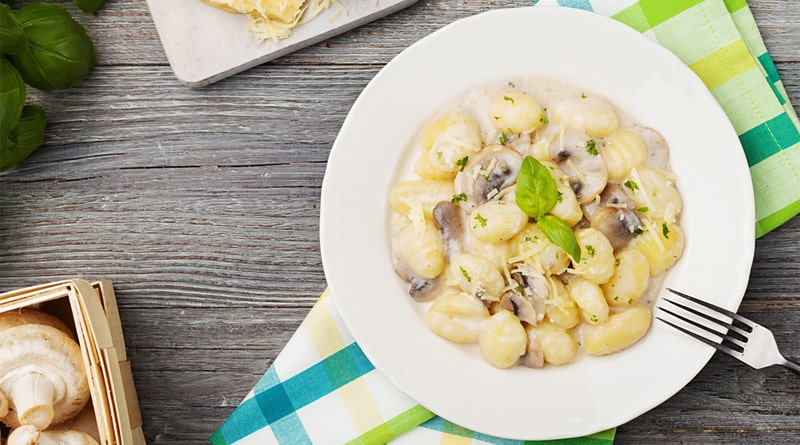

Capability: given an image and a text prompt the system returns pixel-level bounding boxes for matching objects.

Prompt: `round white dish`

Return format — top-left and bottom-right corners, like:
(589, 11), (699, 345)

(320, 6), (755, 440)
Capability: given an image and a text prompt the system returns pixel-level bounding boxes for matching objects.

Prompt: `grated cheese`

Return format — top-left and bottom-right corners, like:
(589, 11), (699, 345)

(204, 0), (347, 43)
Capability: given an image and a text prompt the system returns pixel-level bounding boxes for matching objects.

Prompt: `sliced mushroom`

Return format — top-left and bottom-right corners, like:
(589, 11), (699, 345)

(0, 311), (90, 430)
(499, 290), (538, 325)
(454, 146), (522, 211)
(582, 183), (632, 220)
(8, 425), (98, 445)
(408, 276), (444, 302)
(590, 206), (642, 251)
(549, 129), (608, 204)
(432, 201), (464, 260)
(520, 329), (545, 368)
(510, 266), (549, 323)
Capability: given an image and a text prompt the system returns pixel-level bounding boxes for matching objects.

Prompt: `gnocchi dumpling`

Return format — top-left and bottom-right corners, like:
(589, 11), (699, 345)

(584, 305), (652, 356)
(527, 320), (578, 365)
(567, 277), (609, 325)
(551, 96), (619, 138)
(601, 248), (650, 307)
(632, 220), (685, 275)
(488, 91), (544, 135)
(544, 279), (580, 329)
(389, 179), (454, 218)
(415, 112), (483, 180)
(393, 219), (445, 280)
(448, 254), (505, 301)
(571, 228), (615, 284)
(427, 293), (490, 343)
(469, 200), (529, 243)
(511, 224), (570, 275)
(624, 167), (683, 222)
(479, 309), (528, 368)
(602, 129), (648, 181)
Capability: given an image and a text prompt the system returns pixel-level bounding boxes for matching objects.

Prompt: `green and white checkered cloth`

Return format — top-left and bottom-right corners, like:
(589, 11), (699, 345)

(211, 1), (800, 443)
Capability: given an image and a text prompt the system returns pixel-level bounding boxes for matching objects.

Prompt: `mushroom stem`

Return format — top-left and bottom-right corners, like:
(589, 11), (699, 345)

(10, 373), (55, 430)
(0, 388), (9, 418)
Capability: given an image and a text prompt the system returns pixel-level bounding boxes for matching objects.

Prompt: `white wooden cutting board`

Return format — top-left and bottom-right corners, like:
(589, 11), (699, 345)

(146, 0), (418, 87)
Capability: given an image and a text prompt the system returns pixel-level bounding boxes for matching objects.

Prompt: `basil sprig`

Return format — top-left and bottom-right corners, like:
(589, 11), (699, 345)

(515, 156), (581, 262)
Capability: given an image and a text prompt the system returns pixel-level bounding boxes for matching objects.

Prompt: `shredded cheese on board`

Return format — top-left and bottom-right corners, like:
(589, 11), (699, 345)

(203, 0), (347, 43)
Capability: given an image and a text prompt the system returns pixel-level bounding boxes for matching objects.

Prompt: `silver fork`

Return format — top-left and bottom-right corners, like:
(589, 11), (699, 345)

(657, 288), (800, 375)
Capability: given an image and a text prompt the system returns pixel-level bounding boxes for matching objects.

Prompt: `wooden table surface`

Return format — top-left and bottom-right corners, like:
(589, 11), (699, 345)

(1, 1), (798, 444)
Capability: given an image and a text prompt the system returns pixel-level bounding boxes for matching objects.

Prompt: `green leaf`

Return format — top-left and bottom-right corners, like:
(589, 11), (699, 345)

(1, 104), (46, 171)
(0, 3), (28, 55)
(0, 58), (26, 138)
(515, 156), (558, 219)
(537, 214), (581, 263)
(9, 3), (96, 92)
(74, 0), (108, 14)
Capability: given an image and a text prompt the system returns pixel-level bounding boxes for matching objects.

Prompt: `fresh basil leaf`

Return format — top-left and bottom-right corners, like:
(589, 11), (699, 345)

(515, 156), (558, 219)
(537, 214), (581, 263)
(0, 58), (25, 138)
(74, 0), (108, 14)
(0, 3), (28, 55)
(10, 3), (96, 92)
(1, 104), (46, 171)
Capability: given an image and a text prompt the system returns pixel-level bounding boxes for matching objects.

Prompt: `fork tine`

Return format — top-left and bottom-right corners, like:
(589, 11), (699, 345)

(656, 316), (743, 358)
(658, 306), (746, 351)
(666, 288), (751, 328)
(661, 297), (750, 341)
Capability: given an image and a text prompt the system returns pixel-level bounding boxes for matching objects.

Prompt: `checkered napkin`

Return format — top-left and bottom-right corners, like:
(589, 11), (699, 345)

(212, 1), (800, 443)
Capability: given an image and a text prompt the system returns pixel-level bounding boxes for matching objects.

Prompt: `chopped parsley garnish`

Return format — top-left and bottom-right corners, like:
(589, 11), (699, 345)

(586, 245), (596, 257)
(632, 227), (644, 237)
(456, 156), (469, 172)
(474, 213), (488, 227)
(556, 191), (564, 203)
(615, 258), (621, 267)
(581, 92), (587, 99)
(590, 314), (599, 323)
(436, 151), (443, 160)
(662, 221), (671, 239)
(459, 266), (472, 282)
(516, 284), (525, 292)
(503, 95), (515, 104)
(499, 132), (509, 145)
(624, 180), (639, 192)
(637, 206), (649, 213)
(508, 81), (516, 88)
(451, 193), (467, 203)
(585, 139), (599, 156)
(540, 108), (549, 124)
(493, 115), (501, 121)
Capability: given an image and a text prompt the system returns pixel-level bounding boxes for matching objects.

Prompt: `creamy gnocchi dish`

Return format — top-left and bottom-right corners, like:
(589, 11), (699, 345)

(389, 77), (685, 369)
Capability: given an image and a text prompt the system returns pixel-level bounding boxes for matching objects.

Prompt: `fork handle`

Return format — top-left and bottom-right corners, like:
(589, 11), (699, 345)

(780, 358), (800, 376)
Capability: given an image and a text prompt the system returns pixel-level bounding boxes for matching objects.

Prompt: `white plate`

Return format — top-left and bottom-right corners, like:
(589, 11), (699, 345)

(320, 6), (755, 440)
(145, 0), (417, 87)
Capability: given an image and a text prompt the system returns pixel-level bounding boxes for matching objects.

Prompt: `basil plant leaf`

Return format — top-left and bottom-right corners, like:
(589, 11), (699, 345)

(0, 3), (28, 55)
(0, 58), (26, 138)
(1, 104), (47, 171)
(74, 0), (108, 14)
(515, 156), (559, 219)
(10, 3), (96, 92)
(537, 214), (581, 263)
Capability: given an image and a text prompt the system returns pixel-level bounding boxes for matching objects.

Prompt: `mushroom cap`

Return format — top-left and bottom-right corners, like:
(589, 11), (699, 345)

(0, 310), (74, 340)
(454, 146), (522, 211)
(0, 324), (90, 429)
(590, 206), (642, 251)
(548, 130), (608, 204)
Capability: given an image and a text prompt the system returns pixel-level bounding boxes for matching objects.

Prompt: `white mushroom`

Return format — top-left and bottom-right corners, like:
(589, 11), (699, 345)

(454, 146), (522, 211)
(8, 425), (97, 445)
(590, 206), (642, 252)
(0, 310), (90, 430)
(549, 129), (608, 204)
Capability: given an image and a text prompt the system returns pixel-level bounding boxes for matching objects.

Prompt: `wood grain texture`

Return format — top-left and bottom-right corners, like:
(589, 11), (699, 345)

(0, 1), (798, 444)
